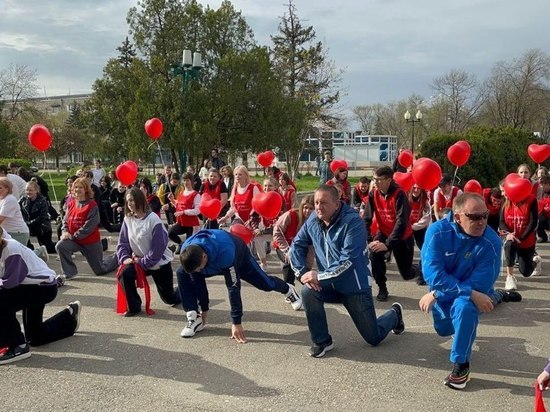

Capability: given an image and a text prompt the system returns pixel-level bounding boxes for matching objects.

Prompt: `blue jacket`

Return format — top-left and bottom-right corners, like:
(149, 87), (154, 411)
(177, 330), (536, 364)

(290, 202), (372, 293)
(421, 212), (501, 302)
(182, 229), (236, 275)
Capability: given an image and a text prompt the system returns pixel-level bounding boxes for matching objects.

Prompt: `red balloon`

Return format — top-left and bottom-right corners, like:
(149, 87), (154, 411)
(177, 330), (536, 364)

(330, 159), (348, 173)
(145, 118), (163, 140)
(398, 150), (413, 168)
(28, 124), (52, 152)
(116, 161), (138, 186)
(447, 140), (471, 167)
(125, 160), (138, 174)
(257, 151), (275, 168)
(463, 179), (482, 195)
(230, 223), (254, 244)
(411, 158), (443, 191)
(199, 198), (222, 220)
(503, 173), (532, 203)
(251, 191), (283, 219)
(527, 144), (550, 164)
(393, 171), (414, 192)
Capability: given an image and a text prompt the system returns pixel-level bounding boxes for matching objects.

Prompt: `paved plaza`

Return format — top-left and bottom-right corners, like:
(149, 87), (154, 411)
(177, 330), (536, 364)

(2, 229), (550, 411)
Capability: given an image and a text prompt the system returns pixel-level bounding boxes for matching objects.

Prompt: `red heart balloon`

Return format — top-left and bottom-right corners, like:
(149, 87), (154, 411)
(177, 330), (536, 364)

(503, 173), (532, 203)
(116, 161), (138, 186)
(257, 151), (275, 168)
(145, 118), (163, 140)
(411, 158), (442, 191)
(527, 144), (550, 164)
(28, 124), (52, 152)
(229, 223), (254, 244)
(463, 179), (482, 195)
(393, 171), (414, 192)
(398, 150), (413, 168)
(330, 159), (348, 173)
(199, 198), (222, 220)
(252, 191), (283, 219)
(447, 140), (471, 167)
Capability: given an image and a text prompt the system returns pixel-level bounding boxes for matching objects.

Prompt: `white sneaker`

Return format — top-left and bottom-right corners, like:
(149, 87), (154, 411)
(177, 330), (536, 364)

(285, 283), (302, 310)
(180, 312), (204, 338)
(36, 245), (48, 263)
(260, 263), (267, 272)
(532, 255), (542, 276)
(505, 275), (517, 290)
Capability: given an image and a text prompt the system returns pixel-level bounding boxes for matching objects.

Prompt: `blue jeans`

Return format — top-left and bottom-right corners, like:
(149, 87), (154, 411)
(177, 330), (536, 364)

(432, 297), (478, 364)
(302, 286), (397, 346)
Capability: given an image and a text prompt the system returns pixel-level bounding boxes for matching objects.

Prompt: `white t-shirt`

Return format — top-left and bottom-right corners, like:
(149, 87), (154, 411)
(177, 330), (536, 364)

(91, 167), (106, 187)
(0, 194), (30, 233)
(7, 174), (27, 200)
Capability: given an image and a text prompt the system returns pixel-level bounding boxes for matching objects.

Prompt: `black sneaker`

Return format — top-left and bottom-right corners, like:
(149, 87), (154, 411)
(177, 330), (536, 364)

(309, 337), (334, 358)
(68, 301), (82, 333)
(444, 362), (470, 390)
(391, 302), (405, 335)
(497, 289), (522, 303)
(0, 344), (31, 365)
(376, 287), (389, 302)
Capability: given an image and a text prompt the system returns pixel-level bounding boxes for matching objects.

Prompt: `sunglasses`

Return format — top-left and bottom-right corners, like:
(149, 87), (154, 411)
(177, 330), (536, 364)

(463, 212), (489, 221)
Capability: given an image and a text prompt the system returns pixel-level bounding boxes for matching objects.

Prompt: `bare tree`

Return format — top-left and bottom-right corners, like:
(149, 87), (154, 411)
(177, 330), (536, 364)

(0, 63), (39, 120)
(352, 105), (376, 134)
(481, 49), (550, 130)
(430, 69), (486, 133)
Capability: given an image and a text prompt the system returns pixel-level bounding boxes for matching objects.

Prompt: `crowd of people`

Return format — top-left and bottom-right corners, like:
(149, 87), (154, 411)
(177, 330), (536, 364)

(0, 154), (549, 395)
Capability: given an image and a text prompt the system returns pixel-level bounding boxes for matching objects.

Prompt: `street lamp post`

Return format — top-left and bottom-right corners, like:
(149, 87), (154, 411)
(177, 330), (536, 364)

(172, 49), (202, 171)
(404, 109), (422, 157)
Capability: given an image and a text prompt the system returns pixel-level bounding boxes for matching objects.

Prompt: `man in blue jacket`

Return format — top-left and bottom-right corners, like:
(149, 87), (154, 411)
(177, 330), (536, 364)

(290, 185), (405, 358)
(420, 192), (521, 390)
(177, 229), (302, 343)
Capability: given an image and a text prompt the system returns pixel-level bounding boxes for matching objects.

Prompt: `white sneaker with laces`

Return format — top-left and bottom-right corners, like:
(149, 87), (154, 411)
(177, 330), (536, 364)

(531, 255), (542, 277)
(180, 311), (204, 338)
(285, 283), (302, 310)
(505, 275), (517, 290)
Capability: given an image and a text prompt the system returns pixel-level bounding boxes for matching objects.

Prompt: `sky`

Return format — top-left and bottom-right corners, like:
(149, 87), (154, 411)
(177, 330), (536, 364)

(1, 0), (549, 122)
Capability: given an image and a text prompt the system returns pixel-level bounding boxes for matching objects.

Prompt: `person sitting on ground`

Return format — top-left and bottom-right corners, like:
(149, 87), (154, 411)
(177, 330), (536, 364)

(419, 192), (522, 390)
(0, 231), (81, 365)
(116, 188), (180, 317)
(55, 177), (117, 282)
(290, 184), (405, 358)
(19, 180), (56, 254)
(176, 229), (302, 341)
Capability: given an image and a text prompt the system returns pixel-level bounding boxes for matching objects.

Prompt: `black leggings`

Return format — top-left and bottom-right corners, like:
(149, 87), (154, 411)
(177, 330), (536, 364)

(168, 224), (194, 245)
(503, 241), (535, 277)
(369, 236), (415, 288)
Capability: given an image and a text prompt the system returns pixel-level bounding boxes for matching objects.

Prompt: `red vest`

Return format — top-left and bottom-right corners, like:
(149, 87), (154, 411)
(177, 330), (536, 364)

(66, 198), (100, 245)
(175, 191), (200, 227)
(538, 193), (550, 218)
(503, 195), (536, 248)
(436, 186), (460, 209)
(409, 196), (424, 226)
(233, 184), (255, 222)
(202, 181), (223, 200)
(273, 210), (299, 249)
(373, 188), (413, 239)
(281, 186), (296, 212)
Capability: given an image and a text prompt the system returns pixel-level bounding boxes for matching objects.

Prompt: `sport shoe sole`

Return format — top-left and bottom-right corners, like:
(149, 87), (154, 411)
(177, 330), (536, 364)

(0, 345), (31, 365)
(285, 284), (302, 311)
(309, 342), (334, 358)
(391, 302), (405, 335)
(69, 301), (82, 333)
(444, 372), (470, 390)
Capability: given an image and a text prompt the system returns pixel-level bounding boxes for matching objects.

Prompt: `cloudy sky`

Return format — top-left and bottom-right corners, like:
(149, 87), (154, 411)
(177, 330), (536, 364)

(1, 0), (549, 116)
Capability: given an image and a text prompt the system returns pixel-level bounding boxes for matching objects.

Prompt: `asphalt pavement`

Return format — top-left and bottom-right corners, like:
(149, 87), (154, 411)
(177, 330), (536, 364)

(2, 229), (550, 411)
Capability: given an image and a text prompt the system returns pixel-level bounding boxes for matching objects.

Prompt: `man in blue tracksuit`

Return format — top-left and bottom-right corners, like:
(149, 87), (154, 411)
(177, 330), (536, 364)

(420, 192), (521, 390)
(176, 229), (302, 343)
(290, 185), (405, 358)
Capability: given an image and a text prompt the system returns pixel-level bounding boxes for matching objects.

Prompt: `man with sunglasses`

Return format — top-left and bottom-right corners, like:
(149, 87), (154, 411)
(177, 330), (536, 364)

(419, 192), (521, 390)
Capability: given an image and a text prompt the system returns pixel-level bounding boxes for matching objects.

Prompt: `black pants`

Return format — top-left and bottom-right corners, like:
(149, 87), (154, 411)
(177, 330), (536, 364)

(503, 240), (536, 277)
(276, 248), (295, 284)
(118, 262), (181, 313)
(369, 236), (415, 289)
(168, 224), (194, 245)
(537, 214), (550, 241)
(28, 229), (57, 254)
(0, 284), (75, 348)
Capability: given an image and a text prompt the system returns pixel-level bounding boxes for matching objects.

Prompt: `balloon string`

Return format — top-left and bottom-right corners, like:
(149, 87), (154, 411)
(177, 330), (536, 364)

(451, 166), (459, 187)
(156, 140), (172, 195)
(43, 151), (58, 203)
